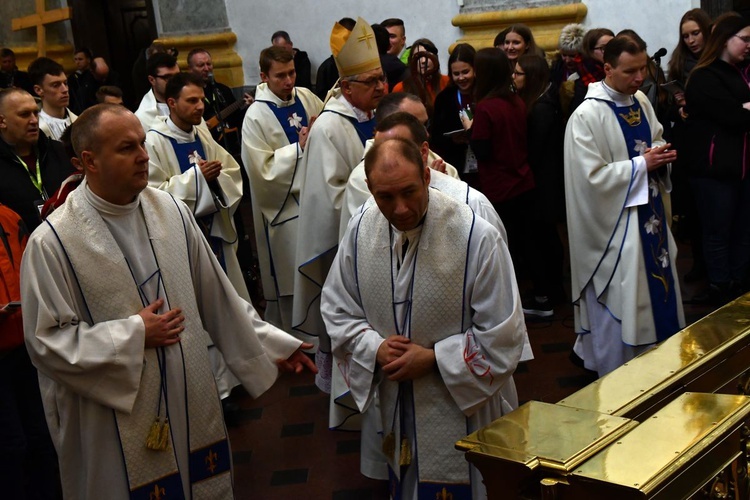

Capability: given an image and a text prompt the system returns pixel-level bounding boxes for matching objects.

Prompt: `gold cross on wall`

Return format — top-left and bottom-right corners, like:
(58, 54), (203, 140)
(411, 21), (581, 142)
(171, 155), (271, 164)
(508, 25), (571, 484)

(357, 25), (374, 50)
(12, 0), (73, 57)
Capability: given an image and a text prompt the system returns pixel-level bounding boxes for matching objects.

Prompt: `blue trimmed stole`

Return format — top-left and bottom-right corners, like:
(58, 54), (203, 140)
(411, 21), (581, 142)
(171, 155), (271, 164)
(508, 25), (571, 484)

(257, 92), (309, 145)
(607, 98), (680, 341)
(321, 109), (375, 146)
(355, 190), (474, 500)
(165, 136), (226, 270)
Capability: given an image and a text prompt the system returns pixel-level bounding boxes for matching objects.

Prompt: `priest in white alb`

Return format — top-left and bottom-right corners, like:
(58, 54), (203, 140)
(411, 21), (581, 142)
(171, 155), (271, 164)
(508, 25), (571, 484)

(293, 17), (386, 391)
(564, 33), (684, 377)
(21, 104), (316, 499)
(145, 72), (247, 401)
(242, 45), (323, 333)
(322, 138), (525, 499)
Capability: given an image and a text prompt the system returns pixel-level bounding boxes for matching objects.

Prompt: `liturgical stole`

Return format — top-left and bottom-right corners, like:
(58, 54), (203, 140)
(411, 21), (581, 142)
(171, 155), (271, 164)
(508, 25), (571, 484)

(321, 109), (376, 146)
(257, 91), (310, 145)
(355, 190), (475, 499)
(46, 187), (232, 499)
(605, 98), (681, 341)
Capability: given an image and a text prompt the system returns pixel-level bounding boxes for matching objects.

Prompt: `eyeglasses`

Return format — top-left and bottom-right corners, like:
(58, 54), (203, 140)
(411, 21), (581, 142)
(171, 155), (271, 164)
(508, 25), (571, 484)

(734, 34), (750, 44)
(513, 70), (526, 76)
(349, 75), (388, 87)
(154, 73), (175, 80)
(594, 46), (607, 52)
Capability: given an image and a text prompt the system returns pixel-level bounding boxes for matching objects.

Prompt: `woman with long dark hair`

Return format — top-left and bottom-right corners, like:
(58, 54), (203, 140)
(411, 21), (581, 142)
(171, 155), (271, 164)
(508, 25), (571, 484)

(514, 54), (566, 314)
(494, 24), (544, 66)
(669, 9), (713, 89)
(467, 48), (535, 287)
(391, 38), (450, 116)
(430, 43), (479, 187)
(684, 13), (750, 304)
(667, 8), (712, 284)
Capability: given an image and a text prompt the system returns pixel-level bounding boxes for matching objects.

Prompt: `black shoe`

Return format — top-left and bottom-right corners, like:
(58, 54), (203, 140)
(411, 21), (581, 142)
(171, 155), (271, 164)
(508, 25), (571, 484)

(523, 296), (553, 317)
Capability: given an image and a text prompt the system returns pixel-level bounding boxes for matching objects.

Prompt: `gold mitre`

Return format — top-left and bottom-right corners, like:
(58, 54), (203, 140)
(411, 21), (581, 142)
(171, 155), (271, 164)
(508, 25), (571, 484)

(330, 17), (381, 78)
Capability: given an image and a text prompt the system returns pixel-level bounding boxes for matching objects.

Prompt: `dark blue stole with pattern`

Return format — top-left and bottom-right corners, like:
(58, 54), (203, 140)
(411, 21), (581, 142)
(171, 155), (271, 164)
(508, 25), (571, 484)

(257, 92), (310, 145)
(606, 98), (680, 341)
(321, 109), (376, 146)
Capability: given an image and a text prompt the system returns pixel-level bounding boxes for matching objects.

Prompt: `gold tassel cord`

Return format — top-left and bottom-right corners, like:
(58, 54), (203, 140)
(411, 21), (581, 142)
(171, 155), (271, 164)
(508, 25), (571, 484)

(145, 418), (171, 451)
(399, 436), (412, 466)
(146, 419), (162, 450)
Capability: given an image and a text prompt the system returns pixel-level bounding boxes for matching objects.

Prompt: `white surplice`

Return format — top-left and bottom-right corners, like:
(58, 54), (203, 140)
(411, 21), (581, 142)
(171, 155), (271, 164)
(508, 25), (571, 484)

(38, 108), (77, 141)
(135, 89), (169, 133)
(322, 189), (525, 499)
(21, 184), (302, 499)
(293, 91), (373, 390)
(564, 82), (685, 376)
(241, 83), (323, 333)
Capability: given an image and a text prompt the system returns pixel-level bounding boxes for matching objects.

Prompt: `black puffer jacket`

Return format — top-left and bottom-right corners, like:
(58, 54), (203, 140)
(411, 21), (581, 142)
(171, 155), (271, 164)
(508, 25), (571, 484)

(0, 133), (74, 231)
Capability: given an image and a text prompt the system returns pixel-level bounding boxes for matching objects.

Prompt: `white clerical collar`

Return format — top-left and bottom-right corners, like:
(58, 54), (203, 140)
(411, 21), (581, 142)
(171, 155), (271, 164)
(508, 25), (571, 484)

(601, 81), (635, 106)
(166, 117), (196, 143)
(272, 88), (297, 108)
(83, 179), (141, 216)
(337, 93), (372, 123)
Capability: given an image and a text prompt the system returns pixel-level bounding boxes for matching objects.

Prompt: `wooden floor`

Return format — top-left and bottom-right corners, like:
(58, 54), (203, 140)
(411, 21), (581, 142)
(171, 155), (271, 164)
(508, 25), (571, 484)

(227, 205), (716, 499)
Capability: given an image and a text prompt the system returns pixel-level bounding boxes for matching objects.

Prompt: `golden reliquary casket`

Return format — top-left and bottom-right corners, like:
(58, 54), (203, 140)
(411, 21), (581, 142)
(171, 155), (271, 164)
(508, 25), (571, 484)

(457, 294), (750, 499)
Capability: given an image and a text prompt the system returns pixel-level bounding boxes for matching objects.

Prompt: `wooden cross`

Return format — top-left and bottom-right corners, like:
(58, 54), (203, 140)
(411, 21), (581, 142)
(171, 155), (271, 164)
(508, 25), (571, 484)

(12, 0), (73, 57)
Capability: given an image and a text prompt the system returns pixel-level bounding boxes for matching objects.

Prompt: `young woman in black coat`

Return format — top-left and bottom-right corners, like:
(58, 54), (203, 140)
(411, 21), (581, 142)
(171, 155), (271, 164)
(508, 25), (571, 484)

(684, 13), (750, 303)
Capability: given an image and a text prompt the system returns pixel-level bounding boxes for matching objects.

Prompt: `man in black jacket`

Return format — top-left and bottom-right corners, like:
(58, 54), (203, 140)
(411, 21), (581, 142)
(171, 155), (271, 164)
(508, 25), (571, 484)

(0, 48), (34, 95)
(0, 88), (74, 232)
(0, 87), (67, 499)
(187, 48), (252, 157)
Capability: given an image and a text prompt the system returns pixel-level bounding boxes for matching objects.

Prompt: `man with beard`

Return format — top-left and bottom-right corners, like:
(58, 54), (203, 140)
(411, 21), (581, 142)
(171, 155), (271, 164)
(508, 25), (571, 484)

(145, 72), (248, 409)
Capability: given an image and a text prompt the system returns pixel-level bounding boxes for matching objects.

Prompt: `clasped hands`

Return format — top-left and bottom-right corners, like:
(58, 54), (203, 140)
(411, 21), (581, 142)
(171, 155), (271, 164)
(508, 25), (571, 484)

(376, 335), (436, 381)
(643, 143), (677, 172)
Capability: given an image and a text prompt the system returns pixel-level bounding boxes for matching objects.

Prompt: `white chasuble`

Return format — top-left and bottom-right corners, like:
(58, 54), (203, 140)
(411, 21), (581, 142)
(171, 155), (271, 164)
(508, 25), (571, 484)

(42, 186), (231, 498)
(241, 83), (323, 332)
(293, 91), (372, 390)
(564, 82), (684, 353)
